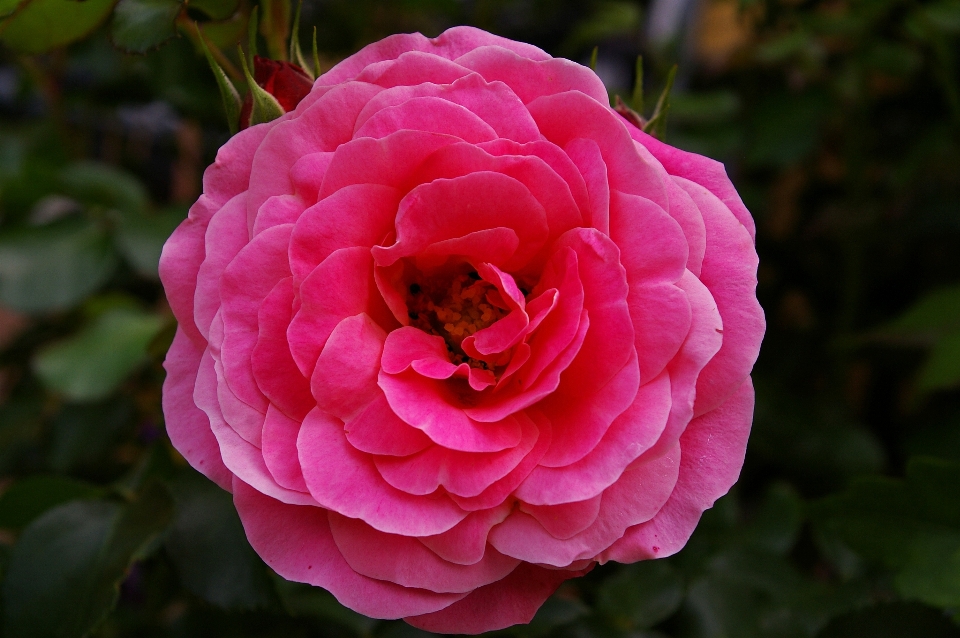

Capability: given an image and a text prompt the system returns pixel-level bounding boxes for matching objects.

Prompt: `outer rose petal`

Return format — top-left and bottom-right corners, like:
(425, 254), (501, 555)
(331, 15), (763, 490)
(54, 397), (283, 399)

(601, 377), (755, 562)
(163, 329), (232, 490)
(405, 563), (590, 634)
(233, 479), (466, 618)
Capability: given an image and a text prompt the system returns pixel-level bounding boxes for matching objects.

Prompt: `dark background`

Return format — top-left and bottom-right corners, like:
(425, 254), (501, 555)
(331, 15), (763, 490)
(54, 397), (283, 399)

(0, 0), (959, 636)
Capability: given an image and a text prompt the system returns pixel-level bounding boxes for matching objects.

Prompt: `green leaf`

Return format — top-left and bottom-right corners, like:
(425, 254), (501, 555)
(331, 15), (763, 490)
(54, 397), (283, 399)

(188, 0), (238, 20)
(275, 576), (379, 634)
(0, 0), (118, 53)
(59, 162), (148, 217)
(597, 560), (684, 630)
(48, 399), (134, 473)
(0, 475), (101, 531)
(110, 0), (182, 53)
(917, 332), (960, 391)
(165, 470), (276, 610)
(197, 25), (241, 135)
(0, 218), (117, 315)
(239, 45), (285, 125)
(113, 206), (186, 278)
(0, 0), (25, 20)
(32, 306), (166, 401)
(2, 483), (173, 638)
(812, 457), (960, 609)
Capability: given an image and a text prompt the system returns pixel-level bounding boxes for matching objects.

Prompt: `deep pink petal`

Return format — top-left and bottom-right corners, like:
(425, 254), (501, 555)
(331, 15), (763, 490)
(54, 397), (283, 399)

(289, 184), (401, 287)
(528, 91), (669, 211)
(489, 443), (680, 566)
(162, 329), (232, 490)
(298, 408), (467, 535)
(610, 190), (687, 285)
(371, 172), (549, 273)
(288, 247), (396, 377)
(252, 277), (313, 421)
(328, 512), (520, 593)
(357, 50), (472, 87)
(245, 81), (383, 226)
(515, 370), (671, 505)
(219, 224), (293, 415)
(405, 563), (588, 634)
(252, 194), (304, 235)
(355, 97), (498, 143)
(665, 175), (706, 276)
(419, 503), (512, 565)
(233, 479), (466, 619)
(455, 46), (608, 104)
(630, 282), (692, 384)
(312, 314), (386, 420)
(374, 415), (538, 497)
(289, 151), (334, 205)
(262, 404), (308, 492)
(344, 393), (433, 457)
(602, 378), (754, 562)
(627, 123), (756, 240)
(317, 130), (458, 200)
(520, 494), (602, 540)
(379, 368), (522, 453)
(564, 138), (609, 233)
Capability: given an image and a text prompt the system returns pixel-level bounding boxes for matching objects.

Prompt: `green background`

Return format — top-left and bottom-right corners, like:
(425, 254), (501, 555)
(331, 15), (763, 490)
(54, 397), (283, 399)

(0, 0), (959, 636)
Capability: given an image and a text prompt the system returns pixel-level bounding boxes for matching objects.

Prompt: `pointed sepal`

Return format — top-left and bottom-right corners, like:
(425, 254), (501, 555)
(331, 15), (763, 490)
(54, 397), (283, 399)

(288, 0), (314, 80)
(196, 24), (242, 136)
(239, 46), (286, 126)
(642, 64), (677, 141)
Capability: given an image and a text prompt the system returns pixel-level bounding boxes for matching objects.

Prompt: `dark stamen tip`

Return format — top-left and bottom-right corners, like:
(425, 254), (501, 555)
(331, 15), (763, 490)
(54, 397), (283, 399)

(409, 283), (421, 294)
(408, 311), (418, 320)
(468, 271), (480, 280)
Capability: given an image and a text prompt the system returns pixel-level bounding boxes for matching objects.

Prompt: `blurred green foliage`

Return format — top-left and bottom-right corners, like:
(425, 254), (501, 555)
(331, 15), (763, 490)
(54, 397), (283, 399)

(0, 0), (959, 636)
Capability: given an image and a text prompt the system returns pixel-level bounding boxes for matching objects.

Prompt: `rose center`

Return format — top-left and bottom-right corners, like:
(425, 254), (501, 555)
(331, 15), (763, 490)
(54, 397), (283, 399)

(406, 271), (509, 368)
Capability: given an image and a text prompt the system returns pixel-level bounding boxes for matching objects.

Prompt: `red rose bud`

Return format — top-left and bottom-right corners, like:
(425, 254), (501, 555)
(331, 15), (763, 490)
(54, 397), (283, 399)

(239, 56), (313, 130)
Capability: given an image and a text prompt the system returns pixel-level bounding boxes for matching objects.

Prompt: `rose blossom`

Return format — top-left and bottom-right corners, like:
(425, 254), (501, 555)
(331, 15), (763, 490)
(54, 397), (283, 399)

(160, 26), (764, 633)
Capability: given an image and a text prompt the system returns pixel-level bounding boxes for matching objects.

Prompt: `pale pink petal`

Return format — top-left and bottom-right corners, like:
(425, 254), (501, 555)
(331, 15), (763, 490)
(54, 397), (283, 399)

(311, 314), (386, 420)
(344, 393), (433, 457)
(196, 349), (315, 505)
(676, 178), (764, 416)
(297, 408), (467, 535)
(262, 404), (308, 492)
(328, 512), (520, 593)
(201, 122), (272, 205)
(193, 194), (249, 340)
(162, 329), (232, 490)
(405, 563), (588, 634)
(233, 479), (466, 619)
(601, 378), (754, 562)
(358, 50), (472, 87)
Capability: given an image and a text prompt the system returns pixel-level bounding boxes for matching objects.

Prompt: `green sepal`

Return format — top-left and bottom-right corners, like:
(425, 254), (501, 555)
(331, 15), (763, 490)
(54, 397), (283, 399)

(288, 0), (313, 80)
(589, 45), (598, 71)
(312, 26), (321, 78)
(631, 55), (644, 112)
(196, 24), (241, 135)
(239, 45), (285, 126)
(642, 64), (677, 140)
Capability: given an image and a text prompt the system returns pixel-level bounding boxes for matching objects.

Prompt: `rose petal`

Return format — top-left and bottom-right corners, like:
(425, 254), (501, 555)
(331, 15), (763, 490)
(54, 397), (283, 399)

(344, 393), (433, 457)
(311, 314), (386, 420)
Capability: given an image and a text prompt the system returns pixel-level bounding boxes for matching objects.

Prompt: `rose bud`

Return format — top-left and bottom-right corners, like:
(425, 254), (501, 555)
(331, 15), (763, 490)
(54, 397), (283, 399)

(161, 26), (764, 634)
(238, 56), (313, 130)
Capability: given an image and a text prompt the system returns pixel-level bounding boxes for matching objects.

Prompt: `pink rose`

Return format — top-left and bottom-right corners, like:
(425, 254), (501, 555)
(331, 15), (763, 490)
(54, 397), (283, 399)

(160, 26), (764, 633)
